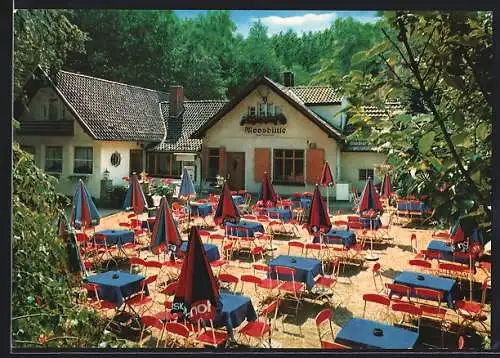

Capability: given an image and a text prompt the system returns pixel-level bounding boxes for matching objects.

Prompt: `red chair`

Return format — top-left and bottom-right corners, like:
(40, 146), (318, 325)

(287, 241), (305, 256)
(391, 302), (422, 332)
(81, 283), (119, 330)
(419, 304), (447, 348)
(257, 215), (270, 223)
(144, 260), (164, 279)
(305, 243), (322, 259)
(321, 341), (351, 349)
(119, 222), (131, 228)
(413, 287), (443, 307)
(424, 249), (442, 262)
(253, 264), (281, 298)
(455, 279), (490, 334)
(238, 299), (279, 347)
(408, 259), (432, 273)
(128, 256), (147, 274)
(242, 214), (258, 221)
(385, 283), (411, 303)
(457, 336), (465, 350)
(163, 322), (192, 348)
(333, 220), (348, 229)
(139, 315), (165, 347)
(372, 263), (384, 292)
(275, 266), (305, 325)
(410, 233), (418, 253)
(313, 257), (341, 307)
(362, 293), (391, 322)
(314, 308), (351, 349)
(192, 300), (228, 348)
(160, 281), (178, 297)
(199, 230), (211, 242)
(124, 275), (157, 316)
(218, 273), (239, 293)
(209, 233), (225, 245)
(210, 259), (229, 277)
(240, 274), (262, 296)
(250, 246), (265, 264)
(75, 232), (99, 258)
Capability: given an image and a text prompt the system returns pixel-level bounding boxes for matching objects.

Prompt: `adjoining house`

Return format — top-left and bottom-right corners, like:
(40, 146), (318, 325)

(14, 67), (402, 201)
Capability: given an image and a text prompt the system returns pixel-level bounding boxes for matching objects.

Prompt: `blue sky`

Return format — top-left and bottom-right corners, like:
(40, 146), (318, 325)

(175, 10), (380, 37)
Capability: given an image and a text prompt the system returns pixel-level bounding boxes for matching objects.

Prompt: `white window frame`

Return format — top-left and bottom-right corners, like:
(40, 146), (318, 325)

(74, 147), (93, 174)
(45, 146), (63, 173)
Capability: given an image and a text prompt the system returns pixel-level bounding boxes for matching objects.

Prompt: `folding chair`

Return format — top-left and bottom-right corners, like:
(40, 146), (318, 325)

(139, 315), (165, 347)
(408, 259), (432, 274)
(455, 279), (490, 334)
(287, 241), (305, 256)
(305, 243), (323, 259)
(81, 283), (120, 330)
(419, 304), (448, 348)
(362, 293), (391, 322)
(93, 233), (119, 269)
(192, 301), (229, 348)
(313, 257), (341, 307)
(385, 283), (412, 304)
(238, 299), (279, 347)
(128, 256), (147, 274)
(274, 266), (305, 335)
(124, 275), (157, 316)
(372, 263), (384, 292)
(391, 302), (422, 333)
(253, 264), (281, 300)
(314, 309), (336, 348)
(164, 322), (193, 348)
(218, 273), (240, 293)
(413, 288), (443, 308)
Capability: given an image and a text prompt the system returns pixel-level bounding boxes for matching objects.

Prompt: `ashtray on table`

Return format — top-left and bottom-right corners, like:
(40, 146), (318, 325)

(373, 328), (384, 336)
(112, 273), (120, 279)
(416, 275), (425, 281)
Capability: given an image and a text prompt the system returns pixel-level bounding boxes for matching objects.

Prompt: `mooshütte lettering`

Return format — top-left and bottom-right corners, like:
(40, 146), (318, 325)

(244, 126), (287, 135)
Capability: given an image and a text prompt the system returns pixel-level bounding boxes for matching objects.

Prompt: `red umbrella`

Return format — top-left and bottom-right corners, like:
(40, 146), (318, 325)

(171, 227), (219, 320)
(380, 174), (392, 199)
(358, 177), (383, 214)
(123, 173), (148, 214)
(150, 197), (182, 254)
(213, 182), (240, 225)
(258, 172), (278, 206)
(306, 184), (332, 234)
(319, 161), (335, 215)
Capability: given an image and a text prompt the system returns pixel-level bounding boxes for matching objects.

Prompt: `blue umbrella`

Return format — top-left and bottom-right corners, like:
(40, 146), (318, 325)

(178, 168), (196, 227)
(71, 179), (100, 231)
(123, 173), (148, 214)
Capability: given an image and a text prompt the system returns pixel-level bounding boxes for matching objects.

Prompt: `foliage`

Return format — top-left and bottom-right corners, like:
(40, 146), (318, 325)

(327, 11), (492, 226)
(12, 144), (135, 348)
(13, 10), (88, 98)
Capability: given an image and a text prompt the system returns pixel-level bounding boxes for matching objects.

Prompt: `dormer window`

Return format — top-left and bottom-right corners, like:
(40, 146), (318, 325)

(248, 106), (256, 116)
(49, 98), (58, 121)
(258, 103), (266, 117)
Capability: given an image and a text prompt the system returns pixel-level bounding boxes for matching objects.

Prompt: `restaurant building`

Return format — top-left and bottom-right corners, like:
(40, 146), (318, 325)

(14, 67), (401, 200)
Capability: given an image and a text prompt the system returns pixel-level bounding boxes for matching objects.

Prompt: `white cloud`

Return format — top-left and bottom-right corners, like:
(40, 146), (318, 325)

(253, 12), (337, 36)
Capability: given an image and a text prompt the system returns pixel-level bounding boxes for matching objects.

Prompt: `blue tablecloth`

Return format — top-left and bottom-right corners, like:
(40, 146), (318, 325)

(393, 271), (458, 308)
(300, 198), (312, 209)
(397, 200), (428, 212)
(321, 229), (357, 248)
(189, 203), (213, 217)
(225, 220), (265, 237)
(179, 241), (220, 262)
(427, 240), (472, 265)
(94, 230), (135, 246)
(268, 255), (322, 290)
(359, 217), (382, 229)
(232, 195), (245, 206)
(335, 318), (419, 349)
(84, 270), (147, 306)
(266, 208), (292, 222)
(214, 292), (257, 338)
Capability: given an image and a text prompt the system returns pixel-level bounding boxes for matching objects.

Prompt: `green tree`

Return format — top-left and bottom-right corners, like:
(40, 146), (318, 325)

(335, 11), (492, 227)
(12, 144), (135, 348)
(13, 10), (88, 98)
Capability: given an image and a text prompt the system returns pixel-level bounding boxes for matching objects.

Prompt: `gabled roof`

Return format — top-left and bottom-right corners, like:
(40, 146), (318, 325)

(54, 70), (170, 141)
(289, 86), (342, 104)
(190, 76), (343, 142)
(150, 100), (227, 152)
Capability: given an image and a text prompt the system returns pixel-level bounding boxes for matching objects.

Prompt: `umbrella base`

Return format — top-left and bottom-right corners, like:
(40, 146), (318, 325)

(365, 253), (379, 261)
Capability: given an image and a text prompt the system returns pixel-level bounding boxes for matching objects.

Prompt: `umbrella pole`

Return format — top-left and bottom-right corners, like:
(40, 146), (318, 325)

(326, 186), (330, 216)
(365, 217), (379, 261)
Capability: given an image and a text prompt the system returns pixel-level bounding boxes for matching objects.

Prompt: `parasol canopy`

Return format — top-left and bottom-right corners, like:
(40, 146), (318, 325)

(213, 181), (240, 225)
(150, 196), (182, 253)
(123, 173), (148, 214)
(358, 177), (383, 214)
(71, 179), (100, 230)
(306, 184), (332, 234)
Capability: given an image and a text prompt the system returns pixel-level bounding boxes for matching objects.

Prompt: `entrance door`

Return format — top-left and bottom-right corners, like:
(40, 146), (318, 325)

(130, 150), (143, 175)
(226, 152), (245, 191)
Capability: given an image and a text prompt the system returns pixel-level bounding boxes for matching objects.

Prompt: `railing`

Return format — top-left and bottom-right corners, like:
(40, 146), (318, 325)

(17, 120), (74, 136)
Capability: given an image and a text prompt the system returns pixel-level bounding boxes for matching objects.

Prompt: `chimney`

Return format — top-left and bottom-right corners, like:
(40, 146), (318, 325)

(283, 72), (294, 87)
(169, 85), (184, 117)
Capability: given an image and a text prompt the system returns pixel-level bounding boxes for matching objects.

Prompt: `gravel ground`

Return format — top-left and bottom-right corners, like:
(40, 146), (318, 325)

(85, 208), (491, 350)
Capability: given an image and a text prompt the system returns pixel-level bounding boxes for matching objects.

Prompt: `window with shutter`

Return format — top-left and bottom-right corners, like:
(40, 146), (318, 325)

(254, 148), (270, 182)
(306, 148), (325, 184)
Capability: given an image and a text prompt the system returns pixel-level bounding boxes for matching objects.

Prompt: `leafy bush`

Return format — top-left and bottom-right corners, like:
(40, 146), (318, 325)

(12, 143), (137, 348)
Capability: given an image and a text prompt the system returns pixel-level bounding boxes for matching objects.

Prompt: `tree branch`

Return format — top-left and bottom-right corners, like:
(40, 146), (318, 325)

(396, 17), (491, 218)
(381, 28), (411, 69)
(378, 54), (420, 92)
(417, 25), (437, 67)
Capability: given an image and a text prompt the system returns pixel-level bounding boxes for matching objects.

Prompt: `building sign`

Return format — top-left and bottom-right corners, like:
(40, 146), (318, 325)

(244, 126), (287, 136)
(184, 166), (195, 181)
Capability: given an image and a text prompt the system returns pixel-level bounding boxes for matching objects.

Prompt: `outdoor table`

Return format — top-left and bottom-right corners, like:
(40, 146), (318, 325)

(335, 318), (419, 349)
(392, 271), (458, 308)
(141, 217), (156, 229)
(397, 200), (428, 212)
(84, 270), (148, 306)
(427, 240), (473, 265)
(213, 292), (258, 339)
(232, 195), (245, 206)
(94, 229), (135, 247)
(266, 208), (292, 222)
(359, 217), (382, 229)
(300, 198), (312, 209)
(188, 202), (213, 217)
(178, 241), (220, 262)
(225, 220), (265, 237)
(268, 255), (322, 291)
(321, 228), (356, 248)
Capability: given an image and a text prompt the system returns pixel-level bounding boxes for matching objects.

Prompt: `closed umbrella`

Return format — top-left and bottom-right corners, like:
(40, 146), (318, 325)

(171, 226), (220, 321)
(213, 181), (240, 225)
(150, 197), (182, 259)
(123, 173), (148, 214)
(358, 177), (383, 261)
(319, 161), (335, 216)
(258, 172), (278, 207)
(380, 174), (392, 200)
(179, 168), (197, 228)
(306, 184), (332, 241)
(71, 179), (100, 232)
